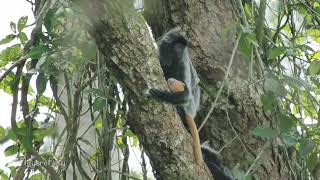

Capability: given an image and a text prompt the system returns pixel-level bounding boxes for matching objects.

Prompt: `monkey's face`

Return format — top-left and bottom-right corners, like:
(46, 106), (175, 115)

(159, 42), (186, 65)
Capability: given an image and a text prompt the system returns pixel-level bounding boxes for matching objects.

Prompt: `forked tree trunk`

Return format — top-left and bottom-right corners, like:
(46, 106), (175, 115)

(144, 0), (300, 179)
(79, 0), (212, 179)
(78, 0), (300, 179)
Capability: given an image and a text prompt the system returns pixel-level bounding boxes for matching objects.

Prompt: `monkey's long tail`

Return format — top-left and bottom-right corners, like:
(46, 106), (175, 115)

(185, 114), (203, 166)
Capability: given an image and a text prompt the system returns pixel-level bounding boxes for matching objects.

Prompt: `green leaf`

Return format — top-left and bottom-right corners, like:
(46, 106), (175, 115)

(7, 129), (17, 141)
(282, 25), (291, 32)
(0, 126), (5, 140)
(15, 127), (29, 137)
(0, 170), (9, 180)
(315, 37), (320, 44)
(306, 152), (318, 171)
(283, 75), (313, 92)
(252, 127), (277, 138)
(296, 44), (315, 55)
(36, 72), (48, 96)
(309, 61), (320, 76)
(38, 96), (54, 107)
(309, 61), (320, 75)
(18, 32), (28, 44)
(133, 135), (139, 147)
(0, 72), (14, 94)
(310, 51), (320, 60)
(117, 136), (124, 148)
(27, 45), (49, 59)
(44, 9), (56, 33)
(36, 96), (54, 107)
(281, 134), (298, 146)
(18, 16), (28, 32)
(306, 29), (320, 36)
(21, 135), (32, 152)
(33, 127), (57, 141)
(260, 93), (276, 110)
(124, 130), (135, 137)
(4, 144), (19, 156)
(81, 41), (97, 59)
(95, 118), (104, 129)
(278, 113), (295, 132)
(8, 166), (17, 177)
(238, 33), (253, 58)
(299, 139), (315, 157)
(10, 22), (16, 33)
(0, 44), (21, 67)
(87, 88), (104, 96)
(295, 36), (306, 45)
(29, 173), (44, 180)
(264, 77), (286, 96)
(93, 98), (106, 112)
(0, 34), (16, 45)
(268, 47), (287, 59)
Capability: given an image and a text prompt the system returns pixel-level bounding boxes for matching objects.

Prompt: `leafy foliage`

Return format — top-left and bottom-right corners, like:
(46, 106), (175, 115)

(239, 0), (320, 178)
(0, 2), (132, 179)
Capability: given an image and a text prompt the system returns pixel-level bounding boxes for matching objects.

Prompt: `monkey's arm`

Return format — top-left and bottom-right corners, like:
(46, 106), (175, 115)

(150, 82), (189, 105)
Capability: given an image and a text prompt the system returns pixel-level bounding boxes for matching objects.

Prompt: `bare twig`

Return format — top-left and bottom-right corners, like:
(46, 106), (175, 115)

(236, 0), (265, 75)
(76, 74), (98, 93)
(12, 65), (24, 180)
(225, 89), (248, 153)
(120, 131), (130, 180)
(245, 142), (269, 176)
(0, 58), (25, 83)
(140, 147), (148, 180)
(198, 35), (241, 132)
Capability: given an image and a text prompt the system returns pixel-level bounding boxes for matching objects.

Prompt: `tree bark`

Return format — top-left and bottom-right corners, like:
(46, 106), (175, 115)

(144, 0), (299, 179)
(78, 0), (212, 179)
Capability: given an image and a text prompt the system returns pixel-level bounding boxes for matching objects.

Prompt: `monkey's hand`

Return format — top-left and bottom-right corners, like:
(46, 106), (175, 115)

(150, 88), (189, 105)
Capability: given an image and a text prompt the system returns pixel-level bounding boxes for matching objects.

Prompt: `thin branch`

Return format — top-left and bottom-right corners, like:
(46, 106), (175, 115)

(76, 74), (98, 93)
(74, 150), (91, 180)
(10, 65), (23, 130)
(121, 131), (130, 180)
(12, 65), (24, 180)
(218, 136), (237, 153)
(225, 89), (248, 153)
(198, 35), (241, 132)
(245, 142), (269, 176)
(236, 0), (265, 75)
(0, 58), (25, 83)
(140, 147), (148, 180)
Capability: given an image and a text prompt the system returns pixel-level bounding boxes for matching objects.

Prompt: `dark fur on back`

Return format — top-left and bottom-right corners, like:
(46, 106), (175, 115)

(150, 27), (200, 118)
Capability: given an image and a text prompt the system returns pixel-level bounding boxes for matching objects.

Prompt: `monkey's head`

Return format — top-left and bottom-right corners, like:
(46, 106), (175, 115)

(157, 27), (188, 69)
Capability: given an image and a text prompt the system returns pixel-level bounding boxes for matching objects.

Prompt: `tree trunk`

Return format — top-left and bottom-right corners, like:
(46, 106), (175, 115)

(79, 0), (212, 179)
(144, 0), (299, 179)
